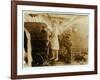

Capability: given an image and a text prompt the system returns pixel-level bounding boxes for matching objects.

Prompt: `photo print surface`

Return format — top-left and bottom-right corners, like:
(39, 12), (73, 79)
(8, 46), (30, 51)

(23, 11), (89, 67)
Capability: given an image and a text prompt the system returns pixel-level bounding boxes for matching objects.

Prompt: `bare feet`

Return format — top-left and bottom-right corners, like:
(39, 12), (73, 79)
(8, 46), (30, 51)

(50, 57), (55, 60)
(54, 58), (58, 61)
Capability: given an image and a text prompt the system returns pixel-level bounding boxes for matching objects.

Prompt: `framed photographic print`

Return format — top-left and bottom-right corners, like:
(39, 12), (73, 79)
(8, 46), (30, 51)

(11, 1), (97, 79)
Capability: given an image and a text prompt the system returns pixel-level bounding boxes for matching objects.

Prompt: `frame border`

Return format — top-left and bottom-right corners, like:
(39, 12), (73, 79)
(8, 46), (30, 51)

(11, 1), (97, 79)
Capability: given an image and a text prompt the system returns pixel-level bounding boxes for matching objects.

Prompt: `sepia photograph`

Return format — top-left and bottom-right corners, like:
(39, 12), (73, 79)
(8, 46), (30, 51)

(23, 12), (88, 67)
